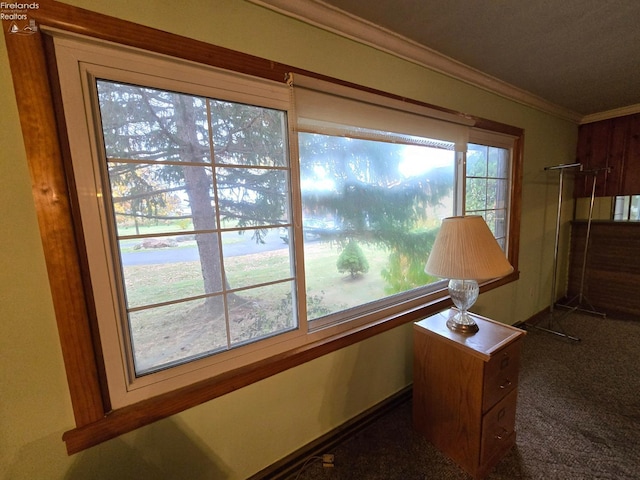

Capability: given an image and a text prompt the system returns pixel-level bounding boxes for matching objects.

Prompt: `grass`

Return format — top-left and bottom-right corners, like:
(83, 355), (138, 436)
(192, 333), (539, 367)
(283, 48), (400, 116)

(122, 238), (397, 373)
(303, 242), (388, 313)
(123, 242), (388, 309)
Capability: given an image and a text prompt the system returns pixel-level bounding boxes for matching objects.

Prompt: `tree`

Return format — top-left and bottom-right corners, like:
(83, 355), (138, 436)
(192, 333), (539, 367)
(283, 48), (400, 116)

(298, 133), (454, 293)
(97, 81), (288, 314)
(337, 240), (370, 278)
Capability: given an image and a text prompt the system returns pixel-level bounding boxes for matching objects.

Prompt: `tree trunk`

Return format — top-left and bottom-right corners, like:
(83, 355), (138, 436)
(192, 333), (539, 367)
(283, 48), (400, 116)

(174, 95), (224, 314)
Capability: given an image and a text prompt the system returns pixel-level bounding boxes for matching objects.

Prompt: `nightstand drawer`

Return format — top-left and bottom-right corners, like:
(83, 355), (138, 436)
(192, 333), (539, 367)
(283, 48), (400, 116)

(480, 388), (517, 466)
(483, 339), (521, 412)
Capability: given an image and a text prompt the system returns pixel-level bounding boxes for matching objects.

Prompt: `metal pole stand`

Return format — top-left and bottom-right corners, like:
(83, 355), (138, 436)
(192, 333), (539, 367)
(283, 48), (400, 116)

(525, 163), (581, 341)
(556, 168), (609, 319)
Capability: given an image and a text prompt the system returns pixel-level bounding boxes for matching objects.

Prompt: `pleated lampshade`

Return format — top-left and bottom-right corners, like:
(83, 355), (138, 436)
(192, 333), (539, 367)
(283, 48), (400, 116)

(425, 215), (513, 281)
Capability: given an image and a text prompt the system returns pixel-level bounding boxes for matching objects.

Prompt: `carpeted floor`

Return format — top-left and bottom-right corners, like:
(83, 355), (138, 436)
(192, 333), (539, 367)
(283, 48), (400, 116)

(291, 313), (640, 479)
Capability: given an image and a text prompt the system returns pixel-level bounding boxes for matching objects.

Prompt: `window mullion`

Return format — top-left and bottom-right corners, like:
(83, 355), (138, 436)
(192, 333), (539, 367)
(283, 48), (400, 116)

(457, 151), (466, 215)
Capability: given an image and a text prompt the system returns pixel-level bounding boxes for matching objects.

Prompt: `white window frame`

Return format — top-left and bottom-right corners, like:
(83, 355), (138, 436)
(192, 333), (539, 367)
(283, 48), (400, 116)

(613, 195), (640, 220)
(53, 32), (308, 408)
(6, 7), (523, 453)
(52, 31), (517, 409)
(465, 128), (517, 250)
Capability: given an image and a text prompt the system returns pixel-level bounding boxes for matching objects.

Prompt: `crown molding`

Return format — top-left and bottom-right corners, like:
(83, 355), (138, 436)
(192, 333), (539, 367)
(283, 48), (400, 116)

(580, 103), (640, 124)
(249, 0), (582, 123)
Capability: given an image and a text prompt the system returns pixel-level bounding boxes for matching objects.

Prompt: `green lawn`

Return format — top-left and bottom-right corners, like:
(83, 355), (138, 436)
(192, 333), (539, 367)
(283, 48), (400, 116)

(123, 240), (398, 372)
(123, 241), (389, 310)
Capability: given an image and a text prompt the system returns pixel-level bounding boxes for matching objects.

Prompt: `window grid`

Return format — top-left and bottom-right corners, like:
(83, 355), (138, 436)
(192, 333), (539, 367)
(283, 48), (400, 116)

(95, 80), (297, 377)
(12, 17), (522, 452)
(465, 144), (510, 249)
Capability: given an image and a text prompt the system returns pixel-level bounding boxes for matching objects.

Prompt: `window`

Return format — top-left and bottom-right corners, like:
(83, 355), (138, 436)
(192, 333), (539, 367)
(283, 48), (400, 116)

(298, 133), (457, 325)
(466, 143), (511, 249)
(7, 13), (520, 452)
(613, 195), (640, 220)
(96, 81), (296, 377)
(54, 33), (517, 410)
(54, 35), (304, 407)
(295, 135), (511, 329)
(287, 73), (497, 330)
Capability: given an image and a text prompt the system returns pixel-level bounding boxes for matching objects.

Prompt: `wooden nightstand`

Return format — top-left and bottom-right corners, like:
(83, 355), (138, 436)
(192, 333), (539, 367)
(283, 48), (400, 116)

(413, 308), (525, 479)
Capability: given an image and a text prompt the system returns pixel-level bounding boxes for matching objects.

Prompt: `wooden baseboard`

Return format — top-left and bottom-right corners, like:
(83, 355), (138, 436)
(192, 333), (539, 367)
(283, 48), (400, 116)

(513, 307), (553, 328)
(248, 386), (413, 480)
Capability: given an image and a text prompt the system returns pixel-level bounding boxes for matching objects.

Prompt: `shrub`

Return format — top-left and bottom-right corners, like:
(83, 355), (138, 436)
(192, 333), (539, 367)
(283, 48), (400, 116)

(337, 240), (370, 278)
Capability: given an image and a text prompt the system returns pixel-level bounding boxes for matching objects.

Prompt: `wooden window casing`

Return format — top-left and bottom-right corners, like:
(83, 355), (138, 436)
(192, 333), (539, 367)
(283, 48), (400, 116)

(2, 2), (523, 454)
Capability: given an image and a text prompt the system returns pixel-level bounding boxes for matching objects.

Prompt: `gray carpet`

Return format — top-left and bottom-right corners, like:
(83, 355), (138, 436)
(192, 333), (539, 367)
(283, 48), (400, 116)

(292, 313), (640, 479)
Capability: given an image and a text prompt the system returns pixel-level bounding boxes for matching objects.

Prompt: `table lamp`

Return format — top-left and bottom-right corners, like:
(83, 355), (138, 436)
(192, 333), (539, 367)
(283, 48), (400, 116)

(425, 215), (513, 333)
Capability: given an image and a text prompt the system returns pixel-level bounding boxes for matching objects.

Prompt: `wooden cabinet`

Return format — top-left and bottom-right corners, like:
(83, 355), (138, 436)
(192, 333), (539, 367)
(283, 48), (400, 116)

(413, 309), (525, 479)
(574, 113), (640, 197)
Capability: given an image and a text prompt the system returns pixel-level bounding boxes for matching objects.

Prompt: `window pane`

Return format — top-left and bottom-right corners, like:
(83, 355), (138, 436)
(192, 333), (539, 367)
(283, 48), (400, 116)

(96, 80), (295, 376)
(467, 144), (488, 176)
(493, 211), (508, 238)
(489, 147), (509, 178)
(129, 296), (227, 375)
(216, 167), (290, 227)
(632, 195), (640, 220)
(210, 101), (288, 167)
(613, 196), (629, 220)
(227, 281), (296, 346)
(99, 82), (210, 163)
(466, 178), (488, 211)
(299, 133), (455, 320)
(110, 163), (214, 236)
(466, 143), (510, 250)
(222, 227), (293, 289)
(120, 234), (220, 308)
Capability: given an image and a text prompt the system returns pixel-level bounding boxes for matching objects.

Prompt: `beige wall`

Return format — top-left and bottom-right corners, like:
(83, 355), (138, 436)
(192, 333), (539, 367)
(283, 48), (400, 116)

(575, 196), (614, 220)
(0, 1), (578, 478)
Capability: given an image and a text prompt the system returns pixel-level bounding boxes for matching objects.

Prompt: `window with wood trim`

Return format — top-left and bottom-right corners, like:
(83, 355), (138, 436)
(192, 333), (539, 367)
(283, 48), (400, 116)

(465, 130), (516, 250)
(3, 4), (522, 453)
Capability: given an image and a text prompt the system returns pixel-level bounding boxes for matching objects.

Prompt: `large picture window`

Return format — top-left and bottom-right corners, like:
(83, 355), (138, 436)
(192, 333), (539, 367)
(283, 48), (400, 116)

(6, 12), (521, 452)
(54, 33), (517, 409)
(298, 134), (456, 323)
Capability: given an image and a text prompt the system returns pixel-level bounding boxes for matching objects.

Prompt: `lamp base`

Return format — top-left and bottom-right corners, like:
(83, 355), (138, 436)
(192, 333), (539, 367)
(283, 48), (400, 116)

(446, 316), (479, 334)
(447, 279), (480, 334)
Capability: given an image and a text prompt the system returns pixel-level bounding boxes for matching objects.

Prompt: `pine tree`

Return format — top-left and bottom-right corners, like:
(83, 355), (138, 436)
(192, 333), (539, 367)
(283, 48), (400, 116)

(336, 240), (370, 278)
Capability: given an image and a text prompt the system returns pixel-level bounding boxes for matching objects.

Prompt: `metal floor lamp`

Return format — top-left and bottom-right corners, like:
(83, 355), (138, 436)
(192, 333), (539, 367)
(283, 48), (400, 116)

(526, 163), (582, 341)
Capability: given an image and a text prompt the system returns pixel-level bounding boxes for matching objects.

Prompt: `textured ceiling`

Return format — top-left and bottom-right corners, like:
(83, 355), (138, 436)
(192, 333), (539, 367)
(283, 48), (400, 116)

(318, 0), (640, 118)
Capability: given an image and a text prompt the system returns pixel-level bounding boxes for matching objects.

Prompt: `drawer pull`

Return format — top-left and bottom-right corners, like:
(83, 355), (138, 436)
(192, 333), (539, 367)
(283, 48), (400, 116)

(499, 379), (512, 389)
(495, 428), (509, 441)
